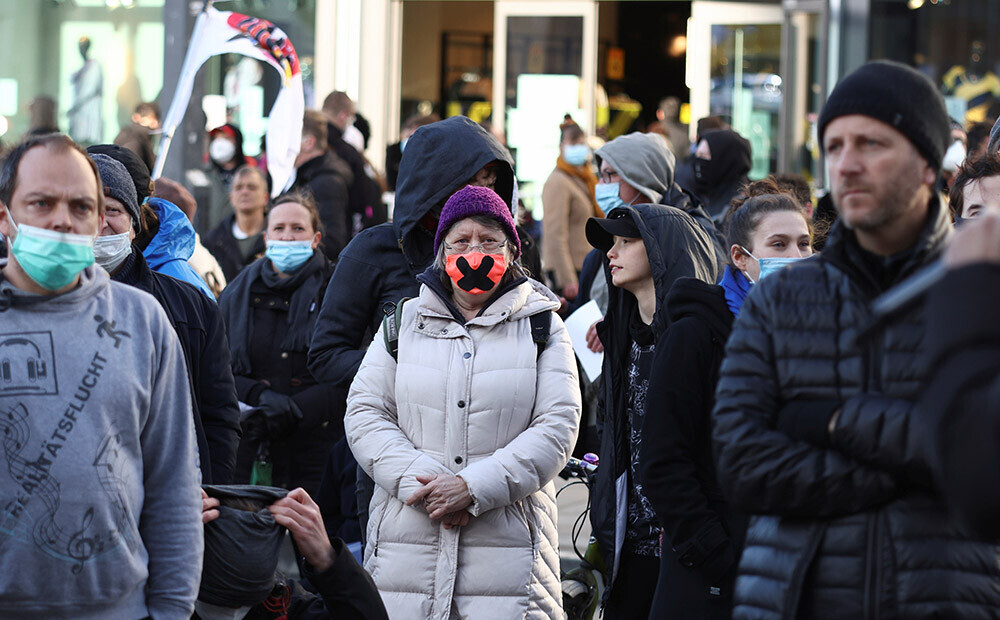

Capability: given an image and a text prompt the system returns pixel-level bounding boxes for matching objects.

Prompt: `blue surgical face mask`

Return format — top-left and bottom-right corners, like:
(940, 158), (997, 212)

(563, 144), (590, 166)
(4, 205), (96, 291)
(266, 239), (314, 273)
(739, 245), (804, 282)
(595, 183), (626, 214)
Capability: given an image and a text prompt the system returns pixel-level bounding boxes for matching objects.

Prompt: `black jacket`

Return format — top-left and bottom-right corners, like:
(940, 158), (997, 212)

(112, 249), (241, 484)
(713, 198), (1000, 619)
(659, 183), (729, 275)
(921, 263), (1000, 538)
(193, 538), (388, 620)
(589, 203), (721, 599)
(220, 255), (344, 496)
(691, 129), (751, 219)
(638, 278), (744, 605)
(204, 213), (266, 282)
(292, 152), (351, 262)
(327, 123), (385, 231)
(308, 115), (515, 388)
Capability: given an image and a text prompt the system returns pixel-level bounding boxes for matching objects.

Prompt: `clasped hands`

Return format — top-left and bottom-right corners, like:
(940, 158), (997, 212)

(406, 473), (473, 530)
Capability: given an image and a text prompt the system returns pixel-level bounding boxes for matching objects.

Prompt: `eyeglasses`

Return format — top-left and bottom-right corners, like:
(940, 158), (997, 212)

(443, 240), (507, 253)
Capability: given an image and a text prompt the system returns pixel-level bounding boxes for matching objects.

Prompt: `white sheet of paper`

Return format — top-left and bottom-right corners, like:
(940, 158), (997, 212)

(564, 299), (605, 382)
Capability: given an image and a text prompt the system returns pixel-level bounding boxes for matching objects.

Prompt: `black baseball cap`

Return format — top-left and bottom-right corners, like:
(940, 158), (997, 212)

(586, 208), (640, 251)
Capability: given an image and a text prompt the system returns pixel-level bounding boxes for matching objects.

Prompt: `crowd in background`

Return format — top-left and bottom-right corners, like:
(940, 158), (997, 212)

(3, 58), (1000, 620)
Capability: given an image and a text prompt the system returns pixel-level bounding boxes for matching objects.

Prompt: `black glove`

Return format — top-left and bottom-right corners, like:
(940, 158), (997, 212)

(776, 400), (841, 446)
(242, 389), (304, 443)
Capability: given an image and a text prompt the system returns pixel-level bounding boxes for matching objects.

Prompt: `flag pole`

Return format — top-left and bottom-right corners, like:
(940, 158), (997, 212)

(151, 0), (214, 180)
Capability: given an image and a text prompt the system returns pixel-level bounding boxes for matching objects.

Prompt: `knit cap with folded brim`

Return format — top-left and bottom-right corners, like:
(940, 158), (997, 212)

(434, 185), (521, 258)
(90, 153), (141, 226)
(818, 60), (950, 171)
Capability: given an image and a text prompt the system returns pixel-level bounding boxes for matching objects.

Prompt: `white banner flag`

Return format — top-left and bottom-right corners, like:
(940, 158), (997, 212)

(155, 6), (304, 197)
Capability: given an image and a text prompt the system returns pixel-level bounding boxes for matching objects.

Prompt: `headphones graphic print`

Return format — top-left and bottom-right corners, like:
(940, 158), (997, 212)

(0, 337), (47, 385)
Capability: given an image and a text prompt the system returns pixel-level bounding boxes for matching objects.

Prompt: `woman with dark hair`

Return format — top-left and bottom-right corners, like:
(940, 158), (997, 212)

(719, 186), (814, 316)
(638, 190), (812, 618)
(541, 117), (600, 301)
(345, 185), (581, 619)
(219, 192), (343, 496)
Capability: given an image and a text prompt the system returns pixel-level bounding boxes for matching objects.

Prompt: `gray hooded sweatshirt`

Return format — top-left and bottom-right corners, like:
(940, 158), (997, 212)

(0, 264), (202, 620)
(595, 132), (676, 204)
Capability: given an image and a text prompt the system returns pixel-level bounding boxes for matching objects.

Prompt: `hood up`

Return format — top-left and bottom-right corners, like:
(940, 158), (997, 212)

(393, 116), (514, 260)
(142, 197), (196, 268)
(600, 203), (720, 336)
(595, 132), (676, 204)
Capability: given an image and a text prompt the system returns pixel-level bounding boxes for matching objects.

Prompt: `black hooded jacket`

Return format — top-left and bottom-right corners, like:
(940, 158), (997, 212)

(692, 129), (751, 219)
(712, 197), (1000, 618)
(589, 204), (720, 599)
(308, 115), (515, 387)
(638, 278), (745, 597)
(112, 249), (241, 484)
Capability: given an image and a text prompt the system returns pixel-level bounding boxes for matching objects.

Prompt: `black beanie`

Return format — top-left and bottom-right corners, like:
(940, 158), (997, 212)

(818, 60), (950, 171)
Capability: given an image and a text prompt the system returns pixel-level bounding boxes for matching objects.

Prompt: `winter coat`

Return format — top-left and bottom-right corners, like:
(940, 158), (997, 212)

(589, 203), (721, 599)
(112, 248), (241, 485)
(219, 254), (344, 496)
(712, 197), (1000, 619)
(292, 152), (351, 262)
(345, 277), (582, 620)
(189, 233), (227, 298)
(921, 263), (1000, 538)
(638, 278), (745, 615)
(143, 197), (216, 298)
(204, 213), (267, 283)
(308, 115), (516, 389)
(541, 167), (595, 289)
(327, 123), (384, 230)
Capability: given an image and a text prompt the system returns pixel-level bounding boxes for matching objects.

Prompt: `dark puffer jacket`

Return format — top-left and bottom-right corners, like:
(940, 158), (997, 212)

(590, 203), (721, 601)
(712, 197), (1000, 619)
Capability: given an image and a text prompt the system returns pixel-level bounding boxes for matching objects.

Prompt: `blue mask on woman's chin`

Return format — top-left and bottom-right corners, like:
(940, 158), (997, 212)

(739, 246), (805, 283)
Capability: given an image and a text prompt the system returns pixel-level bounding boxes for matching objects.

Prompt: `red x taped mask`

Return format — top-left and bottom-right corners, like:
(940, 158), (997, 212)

(445, 252), (507, 294)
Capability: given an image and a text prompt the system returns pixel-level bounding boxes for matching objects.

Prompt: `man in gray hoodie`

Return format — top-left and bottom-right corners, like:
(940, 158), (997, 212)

(595, 132), (727, 276)
(0, 133), (203, 620)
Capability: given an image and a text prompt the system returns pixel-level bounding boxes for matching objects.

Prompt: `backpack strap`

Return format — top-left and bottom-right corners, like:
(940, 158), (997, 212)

(381, 297), (413, 361)
(529, 311), (552, 361)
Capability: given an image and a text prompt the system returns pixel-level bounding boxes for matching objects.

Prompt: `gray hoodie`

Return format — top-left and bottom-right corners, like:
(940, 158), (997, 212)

(595, 132), (676, 204)
(0, 264), (202, 620)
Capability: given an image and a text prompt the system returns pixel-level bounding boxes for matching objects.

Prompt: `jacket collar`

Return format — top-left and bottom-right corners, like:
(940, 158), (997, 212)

(821, 193), (952, 294)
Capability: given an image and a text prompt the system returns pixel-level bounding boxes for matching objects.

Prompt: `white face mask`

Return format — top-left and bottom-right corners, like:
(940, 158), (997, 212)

(93, 232), (132, 273)
(210, 138), (237, 164)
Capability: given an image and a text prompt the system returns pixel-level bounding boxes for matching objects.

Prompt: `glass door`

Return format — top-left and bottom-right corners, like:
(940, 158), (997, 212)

(492, 1), (597, 217)
(688, 1), (784, 179)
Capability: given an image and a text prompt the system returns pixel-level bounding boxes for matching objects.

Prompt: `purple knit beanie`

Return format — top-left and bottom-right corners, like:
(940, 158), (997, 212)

(434, 185), (521, 258)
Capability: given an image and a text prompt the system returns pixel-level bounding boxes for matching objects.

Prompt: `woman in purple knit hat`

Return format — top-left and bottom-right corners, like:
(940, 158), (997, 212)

(345, 185), (582, 619)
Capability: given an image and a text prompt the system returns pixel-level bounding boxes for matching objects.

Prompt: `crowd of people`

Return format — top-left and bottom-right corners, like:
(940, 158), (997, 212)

(2, 60), (1000, 620)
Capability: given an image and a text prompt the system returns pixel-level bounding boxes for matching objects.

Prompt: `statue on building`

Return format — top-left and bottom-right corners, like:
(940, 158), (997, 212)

(68, 36), (104, 145)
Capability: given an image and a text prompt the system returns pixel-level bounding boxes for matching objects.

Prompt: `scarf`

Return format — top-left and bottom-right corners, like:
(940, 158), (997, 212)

(222, 251), (328, 375)
(718, 264), (752, 317)
(556, 156), (603, 217)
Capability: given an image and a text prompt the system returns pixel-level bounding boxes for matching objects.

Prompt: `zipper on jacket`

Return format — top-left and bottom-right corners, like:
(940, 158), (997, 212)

(864, 515), (878, 620)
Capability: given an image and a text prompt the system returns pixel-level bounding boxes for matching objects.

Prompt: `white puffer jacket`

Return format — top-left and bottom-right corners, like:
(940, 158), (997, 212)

(346, 278), (582, 620)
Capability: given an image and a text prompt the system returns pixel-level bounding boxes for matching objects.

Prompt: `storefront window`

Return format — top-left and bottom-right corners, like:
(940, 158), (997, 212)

(871, 0), (1000, 128)
(0, 0), (165, 146)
